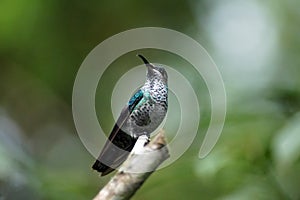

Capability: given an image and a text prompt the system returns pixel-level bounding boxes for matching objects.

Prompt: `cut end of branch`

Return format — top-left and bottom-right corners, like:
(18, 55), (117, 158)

(148, 129), (168, 150)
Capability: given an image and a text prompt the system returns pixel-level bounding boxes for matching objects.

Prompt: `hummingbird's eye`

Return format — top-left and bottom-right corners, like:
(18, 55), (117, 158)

(157, 68), (164, 74)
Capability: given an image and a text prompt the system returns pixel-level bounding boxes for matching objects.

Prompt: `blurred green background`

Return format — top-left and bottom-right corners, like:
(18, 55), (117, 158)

(1, 0), (300, 199)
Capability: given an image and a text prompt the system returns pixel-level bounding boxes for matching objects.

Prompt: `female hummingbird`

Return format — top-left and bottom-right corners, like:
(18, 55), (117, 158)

(92, 54), (168, 176)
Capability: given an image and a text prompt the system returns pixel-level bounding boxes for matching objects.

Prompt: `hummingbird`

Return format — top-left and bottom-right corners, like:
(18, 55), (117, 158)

(92, 54), (168, 176)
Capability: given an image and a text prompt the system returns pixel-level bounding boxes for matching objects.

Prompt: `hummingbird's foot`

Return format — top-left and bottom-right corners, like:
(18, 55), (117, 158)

(144, 136), (150, 146)
(132, 135), (149, 154)
(141, 132), (151, 146)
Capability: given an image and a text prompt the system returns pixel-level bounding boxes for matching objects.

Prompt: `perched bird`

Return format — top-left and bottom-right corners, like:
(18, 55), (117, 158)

(92, 54), (168, 176)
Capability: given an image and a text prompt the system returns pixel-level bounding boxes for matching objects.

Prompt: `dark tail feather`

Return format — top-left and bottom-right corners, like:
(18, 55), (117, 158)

(92, 128), (137, 176)
(92, 160), (115, 176)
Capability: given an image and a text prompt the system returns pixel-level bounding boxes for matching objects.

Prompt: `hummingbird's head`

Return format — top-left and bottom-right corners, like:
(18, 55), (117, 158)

(137, 54), (168, 83)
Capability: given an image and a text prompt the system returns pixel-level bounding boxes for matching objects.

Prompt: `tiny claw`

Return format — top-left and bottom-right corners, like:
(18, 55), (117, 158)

(132, 135), (150, 154)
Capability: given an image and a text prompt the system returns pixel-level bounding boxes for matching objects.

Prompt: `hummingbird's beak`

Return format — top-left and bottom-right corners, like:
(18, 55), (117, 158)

(137, 54), (155, 69)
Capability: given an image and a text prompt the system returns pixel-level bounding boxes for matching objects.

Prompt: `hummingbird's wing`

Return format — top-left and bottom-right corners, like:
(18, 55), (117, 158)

(92, 89), (144, 176)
